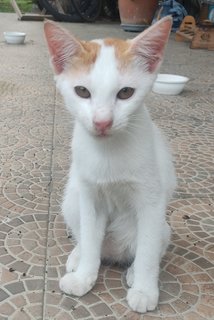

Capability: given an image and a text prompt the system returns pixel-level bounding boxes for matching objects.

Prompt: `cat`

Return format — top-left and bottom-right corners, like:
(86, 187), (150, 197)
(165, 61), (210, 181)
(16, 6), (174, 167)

(44, 16), (176, 313)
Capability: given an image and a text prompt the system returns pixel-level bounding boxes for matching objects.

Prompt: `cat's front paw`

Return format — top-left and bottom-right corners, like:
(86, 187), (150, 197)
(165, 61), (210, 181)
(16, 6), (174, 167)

(59, 272), (97, 297)
(127, 288), (159, 313)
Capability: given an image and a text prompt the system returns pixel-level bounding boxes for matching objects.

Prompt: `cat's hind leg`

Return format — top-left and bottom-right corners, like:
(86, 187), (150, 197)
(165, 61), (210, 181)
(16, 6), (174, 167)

(161, 222), (171, 258)
(66, 245), (80, 273)
(126, 263), (134, 288)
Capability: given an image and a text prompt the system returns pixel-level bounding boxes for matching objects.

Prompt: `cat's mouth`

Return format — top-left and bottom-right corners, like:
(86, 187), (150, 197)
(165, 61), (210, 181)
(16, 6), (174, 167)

(94, 129), (113, 138)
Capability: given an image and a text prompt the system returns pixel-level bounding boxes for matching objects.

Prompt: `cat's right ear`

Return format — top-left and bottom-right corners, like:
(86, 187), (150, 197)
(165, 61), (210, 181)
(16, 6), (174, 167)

(44, 20), (82, 74)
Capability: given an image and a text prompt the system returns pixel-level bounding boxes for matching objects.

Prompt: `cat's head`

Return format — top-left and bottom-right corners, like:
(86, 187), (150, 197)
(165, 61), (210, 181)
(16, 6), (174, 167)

(44, 17), (172, 137)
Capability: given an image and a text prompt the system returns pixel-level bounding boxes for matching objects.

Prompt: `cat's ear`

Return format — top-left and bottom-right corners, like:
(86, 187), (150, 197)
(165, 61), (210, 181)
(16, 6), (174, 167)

(44, 20), (82, 74)
(130, 16), (172, 73)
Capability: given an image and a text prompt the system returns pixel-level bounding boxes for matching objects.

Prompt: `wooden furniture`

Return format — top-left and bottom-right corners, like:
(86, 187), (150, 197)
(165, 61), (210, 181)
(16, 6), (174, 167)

(10, 0), (53, 21)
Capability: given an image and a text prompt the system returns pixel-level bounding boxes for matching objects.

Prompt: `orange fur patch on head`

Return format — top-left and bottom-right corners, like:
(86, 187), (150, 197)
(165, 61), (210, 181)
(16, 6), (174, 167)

(81, 41), (100, 65)
(67, 41), (101, 73)
(104, 38), (132, 69)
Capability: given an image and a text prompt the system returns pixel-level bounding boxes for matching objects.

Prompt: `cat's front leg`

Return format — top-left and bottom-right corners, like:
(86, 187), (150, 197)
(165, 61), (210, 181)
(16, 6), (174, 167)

(127, 201), (169, 313)
(60, 185), (107, 297)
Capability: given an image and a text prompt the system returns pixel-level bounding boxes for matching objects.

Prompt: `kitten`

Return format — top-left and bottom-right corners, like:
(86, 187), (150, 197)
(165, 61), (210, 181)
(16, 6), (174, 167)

(44, 17), (176, 313)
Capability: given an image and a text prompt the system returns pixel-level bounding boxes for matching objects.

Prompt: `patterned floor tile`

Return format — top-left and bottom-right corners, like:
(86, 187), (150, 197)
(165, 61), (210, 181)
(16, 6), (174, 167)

(168, 198), (214, 262)
(0, 213), (47, 320)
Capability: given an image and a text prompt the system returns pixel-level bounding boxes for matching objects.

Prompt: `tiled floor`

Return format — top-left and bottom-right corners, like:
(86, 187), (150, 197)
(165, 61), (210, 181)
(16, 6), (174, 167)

(0, 13), (214, 320)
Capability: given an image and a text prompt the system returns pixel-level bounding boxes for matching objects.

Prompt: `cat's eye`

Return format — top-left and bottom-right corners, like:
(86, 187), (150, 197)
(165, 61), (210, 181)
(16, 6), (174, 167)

(74, 86), (91, 99)
(117, 87), (135, 100)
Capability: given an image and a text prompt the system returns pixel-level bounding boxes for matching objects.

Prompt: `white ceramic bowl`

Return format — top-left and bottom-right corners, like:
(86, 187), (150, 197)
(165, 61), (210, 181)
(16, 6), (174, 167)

(4, 32), (26, 44)
(152, 74), (189, 95)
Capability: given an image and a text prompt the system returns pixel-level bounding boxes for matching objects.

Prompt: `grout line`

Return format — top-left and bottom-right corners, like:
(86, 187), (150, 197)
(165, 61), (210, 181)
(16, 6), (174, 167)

(42, 85), (57, 320)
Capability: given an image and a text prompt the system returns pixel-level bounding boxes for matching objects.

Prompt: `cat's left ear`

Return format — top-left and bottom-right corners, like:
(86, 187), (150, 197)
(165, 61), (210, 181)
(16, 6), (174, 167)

(130, 16), (172, 73)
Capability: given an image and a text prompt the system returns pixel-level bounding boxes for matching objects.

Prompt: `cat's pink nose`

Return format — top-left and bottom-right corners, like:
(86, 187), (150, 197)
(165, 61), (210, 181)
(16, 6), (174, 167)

(93, 119), (113, 133)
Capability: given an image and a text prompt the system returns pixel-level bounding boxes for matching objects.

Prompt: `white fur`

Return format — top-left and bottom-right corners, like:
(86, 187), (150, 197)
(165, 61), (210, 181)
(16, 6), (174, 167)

(53, 30), (176, 313)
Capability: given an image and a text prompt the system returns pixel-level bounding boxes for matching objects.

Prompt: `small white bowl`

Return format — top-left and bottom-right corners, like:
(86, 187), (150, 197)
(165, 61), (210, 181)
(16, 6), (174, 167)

(152, 74), (189, 95)
(4, 32), (26, 44)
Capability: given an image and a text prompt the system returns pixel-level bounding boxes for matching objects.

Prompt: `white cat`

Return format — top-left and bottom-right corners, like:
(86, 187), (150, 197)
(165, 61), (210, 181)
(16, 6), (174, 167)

(44, 17), (176, 313)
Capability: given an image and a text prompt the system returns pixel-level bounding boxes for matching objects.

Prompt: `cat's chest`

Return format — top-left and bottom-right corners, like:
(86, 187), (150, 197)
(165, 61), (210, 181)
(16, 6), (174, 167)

(97, 181), (139, 214)
(75, 146), (142, 185)
(73, 131), (151, 184)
